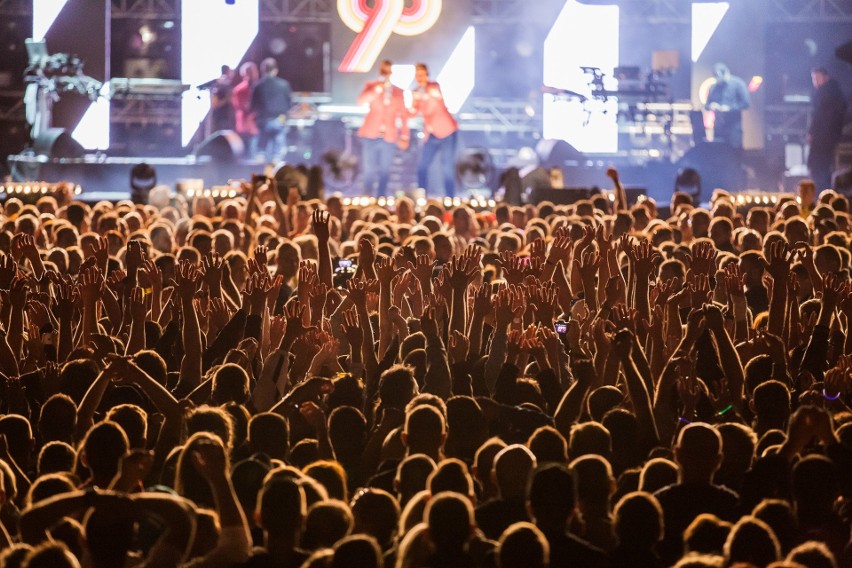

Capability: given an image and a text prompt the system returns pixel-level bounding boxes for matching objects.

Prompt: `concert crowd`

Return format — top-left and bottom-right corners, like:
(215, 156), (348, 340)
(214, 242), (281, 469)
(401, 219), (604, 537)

(0, 174), (851, 568)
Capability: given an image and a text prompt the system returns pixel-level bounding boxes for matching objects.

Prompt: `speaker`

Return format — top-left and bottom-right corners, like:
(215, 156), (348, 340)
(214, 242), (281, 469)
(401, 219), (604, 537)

(535, 139), (584, 169)
(33, 128), (85, 159)
(195, 130), (244, 162)
(529, 187), (593, 205)
(676, 142), (746, 203)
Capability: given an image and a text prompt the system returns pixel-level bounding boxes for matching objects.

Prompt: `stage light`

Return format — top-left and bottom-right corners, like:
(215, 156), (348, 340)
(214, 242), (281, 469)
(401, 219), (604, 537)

(691, 2), (729, 63)
(544, 0), (619, 153)
(436, 26), (476, 114)
(748, 76), (763, 93)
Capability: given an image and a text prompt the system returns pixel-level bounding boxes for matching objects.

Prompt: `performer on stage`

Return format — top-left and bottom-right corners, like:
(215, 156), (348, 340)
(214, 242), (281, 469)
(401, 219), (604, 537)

(251, 58), (292, 163)
(211, 64), (236, 132)
(357, 59), (410, 197)
(706, 63), (750, 149)
(411, 63), (458, 197)
(232, 61), (259, 159)
(807, 67), (848, 190)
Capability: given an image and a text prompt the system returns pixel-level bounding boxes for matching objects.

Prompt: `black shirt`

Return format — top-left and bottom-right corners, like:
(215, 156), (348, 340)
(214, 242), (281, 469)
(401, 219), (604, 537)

(654, 482), (739, 565)
(251, 75), (292, 122)
(540, 527), (610, 568)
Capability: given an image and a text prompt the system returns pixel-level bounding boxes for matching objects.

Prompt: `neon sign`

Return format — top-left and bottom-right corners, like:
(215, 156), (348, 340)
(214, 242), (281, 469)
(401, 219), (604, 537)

(338, 0), (443, 73)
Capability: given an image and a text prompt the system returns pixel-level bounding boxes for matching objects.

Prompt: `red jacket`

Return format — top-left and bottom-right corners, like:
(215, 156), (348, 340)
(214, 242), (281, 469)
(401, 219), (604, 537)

(232, 79), (257, 136)
(357, 81), (410, 143)
(411, 81), (458, 139)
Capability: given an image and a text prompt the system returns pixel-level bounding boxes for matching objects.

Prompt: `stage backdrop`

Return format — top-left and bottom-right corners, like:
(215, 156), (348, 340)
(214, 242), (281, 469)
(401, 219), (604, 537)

(330, 0), (474, 110)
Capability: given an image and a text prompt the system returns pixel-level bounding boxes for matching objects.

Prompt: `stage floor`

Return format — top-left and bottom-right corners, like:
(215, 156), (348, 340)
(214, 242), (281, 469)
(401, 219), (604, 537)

(6, 153), (265, 202)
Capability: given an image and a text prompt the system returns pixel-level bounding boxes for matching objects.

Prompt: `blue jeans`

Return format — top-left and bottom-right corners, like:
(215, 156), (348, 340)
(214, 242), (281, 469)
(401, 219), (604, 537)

(361, 137), (397, 197)
(417, 131), (458, 197)
(257, 117), (287, 162)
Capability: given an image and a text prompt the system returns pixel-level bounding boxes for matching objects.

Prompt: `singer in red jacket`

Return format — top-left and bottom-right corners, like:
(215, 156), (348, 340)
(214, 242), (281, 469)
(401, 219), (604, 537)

(357, 60), (410, 197)
(411, 62), (459, 197)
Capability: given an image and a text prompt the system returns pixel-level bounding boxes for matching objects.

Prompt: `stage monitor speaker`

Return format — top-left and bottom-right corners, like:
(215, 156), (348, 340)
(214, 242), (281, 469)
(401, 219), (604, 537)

(535, 139), (584, 169)
(676, 142), (746, 203)
(33, 128), (84, 159)
(195, 130), (244, 162)
(529, 187), (593, 205)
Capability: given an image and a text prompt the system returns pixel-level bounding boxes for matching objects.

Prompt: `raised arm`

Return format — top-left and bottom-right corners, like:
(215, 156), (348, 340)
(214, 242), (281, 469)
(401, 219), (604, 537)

(313, 210), (333, 288)
(174, 261), (203, 396)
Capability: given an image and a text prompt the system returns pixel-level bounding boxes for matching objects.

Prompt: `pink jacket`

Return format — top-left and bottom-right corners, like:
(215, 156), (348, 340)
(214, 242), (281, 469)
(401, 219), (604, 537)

(232, 79), (257, 136)
(357, 81), (410, 143)
(411, 81), (458, 139)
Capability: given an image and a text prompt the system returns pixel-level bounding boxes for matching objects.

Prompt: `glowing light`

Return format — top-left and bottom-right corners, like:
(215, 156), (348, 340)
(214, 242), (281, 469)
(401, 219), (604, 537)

(338, 0), (442, 73)
(543, 1), (619, 153)
(436, 26), (476, 114)
(72, 83), (110, 150)
(33, 0), (68, 41)
(748, 75), (763, 93)
(691, 2), (729, 63)
(698, 77), (717, 106)
(390, 64), (415, 90)
(181, 0), (258, 146)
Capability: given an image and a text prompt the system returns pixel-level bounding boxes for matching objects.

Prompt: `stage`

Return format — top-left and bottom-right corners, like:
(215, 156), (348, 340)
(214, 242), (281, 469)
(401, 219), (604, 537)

(5, 153), (264, 203)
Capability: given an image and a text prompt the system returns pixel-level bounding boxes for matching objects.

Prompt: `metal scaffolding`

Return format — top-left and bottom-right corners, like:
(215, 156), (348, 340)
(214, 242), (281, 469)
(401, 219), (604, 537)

(111, 0), (179, 19)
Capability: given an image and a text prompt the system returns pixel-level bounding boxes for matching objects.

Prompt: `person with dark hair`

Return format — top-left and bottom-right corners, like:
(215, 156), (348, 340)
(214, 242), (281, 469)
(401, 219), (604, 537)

(527, 464), (609, 567)
(251, 57), (292, 162)
(807, 67), (848, 191)
(411, 62), (459, 197)
(357, 59), (410, 197)
(705, 62), (750, 149)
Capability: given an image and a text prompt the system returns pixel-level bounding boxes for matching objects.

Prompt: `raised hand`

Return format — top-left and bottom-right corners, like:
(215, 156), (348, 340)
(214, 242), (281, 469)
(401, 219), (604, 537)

(243, 272), (271, 315)
(375, 255), (404, 285)
(448, 330), (470, 365)
(139, 260), (162, 292)
(78, 266), (104, 306)
(686, 241), (717, 278)
(312, 209), (330, 242)
(254, 245), (269, 268)
(676, 357), (700, 418)
(172, 261), (201, 302)
(493, 286), (524, 327)
(498, 252), (527, 286)
(358, 238), (376, 270)
(55, 278), (77, 321)
(201, 254), (223, 289)
(190, 438), (228, 481)
(633, 241), (661, 280)
(821, 272), (844, 310)
(395, 245), (417, 272)
(702, 303), (726, 333)
(88, 236), (109, 270)
(0, 255), (18, 290)
(446, 255), (477, 292)
(529, 238), (547, 263)
(574, 249), (601, 283)
(342, 308), (363, 349)
(761, 240), (794, 282)
(420, 304), (440, 338)
(126, 240), (146, 274)
(547, 232), (572, 266)
(300, 401), (328, 432)
(106, 269), (128, 296)
(12, 233), (39, 262)
(129, 286), (147, 322)
(408, 254), (434, 285)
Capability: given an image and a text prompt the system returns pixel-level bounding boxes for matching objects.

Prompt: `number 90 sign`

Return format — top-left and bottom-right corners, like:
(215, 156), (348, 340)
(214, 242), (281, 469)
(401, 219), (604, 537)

(338, 0), (443, 73)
